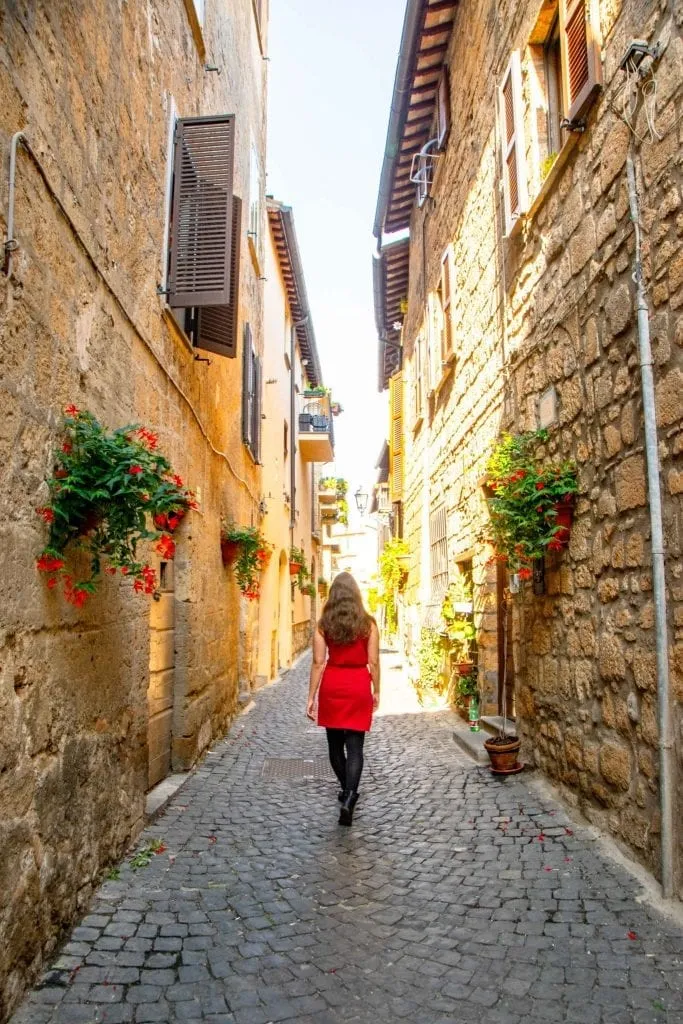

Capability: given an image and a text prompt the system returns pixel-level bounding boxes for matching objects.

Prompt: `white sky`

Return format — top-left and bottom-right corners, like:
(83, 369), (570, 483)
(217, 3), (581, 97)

(266, 0), (405, 525)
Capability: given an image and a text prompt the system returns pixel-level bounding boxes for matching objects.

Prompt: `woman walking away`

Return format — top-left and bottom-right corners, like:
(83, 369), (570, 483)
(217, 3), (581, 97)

(306, 572), (380, 826)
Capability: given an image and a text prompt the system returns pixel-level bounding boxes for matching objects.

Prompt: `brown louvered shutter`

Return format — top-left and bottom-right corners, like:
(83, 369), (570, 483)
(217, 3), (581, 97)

(440, 248), (453, 361)
(498, 53), (528, 237)
(559, 0), (602, 123)
(168, 115), (235, 308)
(242, 324), (253, 448)
(390, 372), (403, 502)
(251, 354), (262, 463)
(195, 196), (242, 358)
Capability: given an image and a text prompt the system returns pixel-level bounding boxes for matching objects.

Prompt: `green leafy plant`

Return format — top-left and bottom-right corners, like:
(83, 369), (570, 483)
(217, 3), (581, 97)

(541, 151), (558, 180)
(446, 617), (476, 660)
(378, 538), (409, 637)
(301, 582), (316, 598)
(220, 522), (270, 600)
(367, 586), (379, 614)
(35, 406), (196, 605)
(441, 577), (473, 623)
(302, 386), (329, 397)
(413, 628), (447, 705)
(130, 838), (166, 870)
(485, 430), (578, 578)
(456, 670), (478, 704)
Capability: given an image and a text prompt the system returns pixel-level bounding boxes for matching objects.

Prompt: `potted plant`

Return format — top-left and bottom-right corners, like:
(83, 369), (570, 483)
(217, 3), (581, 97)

(447, 617), (477, 675)
(412, 627), (448, 707)
(318, 577), (329, 598)
(289, 544), (306, 576)
(330, 401), (343, 416)
(35, 406), (197, 605)
(484, 730), (522, 774)
(485, 430), (578, 581)
(301, 582), (316, 598)
(220, 522), (269, 600)
(441, 576), (473, 617)
(455, 669), (478, 719)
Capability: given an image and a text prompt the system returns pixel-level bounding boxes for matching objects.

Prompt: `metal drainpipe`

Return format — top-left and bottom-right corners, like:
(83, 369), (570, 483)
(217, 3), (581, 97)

(4, 131), (28, 276)
(289, 316), (309, 549)
(626, 150), (675, 899)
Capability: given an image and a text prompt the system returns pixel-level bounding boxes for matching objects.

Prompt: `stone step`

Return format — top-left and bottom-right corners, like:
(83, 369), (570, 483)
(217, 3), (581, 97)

(452, 722), (490, 765)
(481, 715), (517, 737)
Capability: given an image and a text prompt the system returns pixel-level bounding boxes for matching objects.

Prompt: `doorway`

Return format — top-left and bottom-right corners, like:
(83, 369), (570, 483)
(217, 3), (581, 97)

(148, 560), (175, 789)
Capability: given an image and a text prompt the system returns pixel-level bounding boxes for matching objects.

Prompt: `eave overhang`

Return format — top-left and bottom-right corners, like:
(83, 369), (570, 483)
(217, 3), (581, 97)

(267, 199), (323, 387)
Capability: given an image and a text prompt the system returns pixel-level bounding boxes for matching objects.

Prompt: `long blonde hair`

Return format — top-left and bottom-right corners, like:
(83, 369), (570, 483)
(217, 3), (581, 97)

(318, 572), (373, 645)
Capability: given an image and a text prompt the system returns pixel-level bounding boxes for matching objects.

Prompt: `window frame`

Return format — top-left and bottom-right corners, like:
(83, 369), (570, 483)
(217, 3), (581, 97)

(439, 246), (454, 364)
(242, 324), (262, 463)
(248, 143), (264, 272)
(498, 51), (528, 237)
(429, 506), (449, 598)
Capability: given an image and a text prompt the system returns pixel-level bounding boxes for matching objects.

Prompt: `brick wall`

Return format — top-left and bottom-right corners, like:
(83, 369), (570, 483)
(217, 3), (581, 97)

(0, 0), (267, 1015)
(398, 0), (683, 892)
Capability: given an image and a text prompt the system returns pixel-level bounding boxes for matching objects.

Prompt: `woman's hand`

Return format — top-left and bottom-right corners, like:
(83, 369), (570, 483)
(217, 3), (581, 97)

(306, 698), (316, 721)
(373, 691), (380, 711)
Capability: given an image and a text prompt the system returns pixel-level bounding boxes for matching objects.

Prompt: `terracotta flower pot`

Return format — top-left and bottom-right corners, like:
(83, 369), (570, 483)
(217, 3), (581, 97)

(551, 500), (575, 549)
(221, 540), (240, 566)
(457, 661), (474, 677)
(484, 735), (522, 773)
(289, 561), (303, 576)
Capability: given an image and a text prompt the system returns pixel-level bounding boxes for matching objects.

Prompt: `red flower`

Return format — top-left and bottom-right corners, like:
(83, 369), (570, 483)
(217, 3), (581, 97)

(627, 931), (637, 941)
(36, 553), (65, 573)
(140, 493), (149, 503)
(64, 404), (80, 416)
(548, 538), (564, 552)
(136, 428), (159, 451)
(47, 577), (58, 590)
(128, 465), (143, 475)
(167, 514), (180, 531)
(36, 506), (55, 524)
(518, 567), (533, 581)
(154, 513), (168, 530)
(171, 474), (184, 488)
(62, 442), (73, 453)
(63, 579), (89, 607)
(535, 481), (544, 490)
(133, 579), (144, 593)
(121, 566), (129, 575)
(156, 535), (176, 559)
(105, 566), (117, 576)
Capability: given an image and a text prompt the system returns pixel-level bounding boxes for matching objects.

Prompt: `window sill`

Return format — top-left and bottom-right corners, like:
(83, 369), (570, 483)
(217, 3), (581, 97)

(182, 0), (206, 59)
(413, 413), (424, 435)
(162, 305), (194, 356)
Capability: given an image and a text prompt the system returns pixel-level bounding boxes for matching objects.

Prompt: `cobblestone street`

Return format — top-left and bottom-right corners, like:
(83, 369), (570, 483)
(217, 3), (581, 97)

(12, 654), (683, 1024)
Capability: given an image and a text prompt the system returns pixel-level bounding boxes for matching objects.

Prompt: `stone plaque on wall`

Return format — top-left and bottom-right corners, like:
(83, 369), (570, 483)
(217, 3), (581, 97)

(537, 386), (558, 428)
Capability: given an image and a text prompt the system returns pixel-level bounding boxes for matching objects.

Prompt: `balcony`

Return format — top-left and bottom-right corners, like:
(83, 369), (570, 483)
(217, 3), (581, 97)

(298, 393), (334, 462)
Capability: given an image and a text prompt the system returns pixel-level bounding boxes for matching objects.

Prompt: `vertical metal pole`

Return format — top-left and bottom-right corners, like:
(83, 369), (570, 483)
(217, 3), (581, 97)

(626, 151), (674, 899)
(4, 131), (27, 276)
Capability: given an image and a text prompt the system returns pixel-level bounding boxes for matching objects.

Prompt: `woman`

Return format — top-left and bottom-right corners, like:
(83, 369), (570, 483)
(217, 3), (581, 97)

(306, 572), (380, 826)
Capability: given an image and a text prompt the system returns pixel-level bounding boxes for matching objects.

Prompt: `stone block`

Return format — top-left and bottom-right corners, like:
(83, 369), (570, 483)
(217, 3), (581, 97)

(570, 216), (596, 275)
(599, 741), (632, 790)
(605, 283), (632, 337)
(598, 634), (626, 681)
(600, 121), (630, 193)
(148, 670), (174, 717)
(149, 593), (174, 632)
(614, 455), (646, 511)
(149, 630), (174, 674)
(632, 648), (657, 692)
(655, 367), (683, 427)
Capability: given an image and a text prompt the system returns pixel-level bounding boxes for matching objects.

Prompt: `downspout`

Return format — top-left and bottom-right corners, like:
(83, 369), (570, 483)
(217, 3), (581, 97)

(3, 131), (28, 276)
(626, 150), (674, 899)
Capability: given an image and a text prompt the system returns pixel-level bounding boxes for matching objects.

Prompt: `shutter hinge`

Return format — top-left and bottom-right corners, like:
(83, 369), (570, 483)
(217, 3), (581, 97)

(560, 118), (586, 133)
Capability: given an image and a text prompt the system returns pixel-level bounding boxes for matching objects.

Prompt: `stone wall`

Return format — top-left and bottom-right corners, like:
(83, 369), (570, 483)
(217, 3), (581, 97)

(0, 0), (267, 1017)
(398, 0), (682, 891)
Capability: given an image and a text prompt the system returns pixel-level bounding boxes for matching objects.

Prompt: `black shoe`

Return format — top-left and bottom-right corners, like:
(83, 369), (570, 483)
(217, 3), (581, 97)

(338, 791), (358, 826)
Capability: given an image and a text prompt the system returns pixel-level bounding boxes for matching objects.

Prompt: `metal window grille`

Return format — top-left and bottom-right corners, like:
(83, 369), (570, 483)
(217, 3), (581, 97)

(430, 506), (448, 596)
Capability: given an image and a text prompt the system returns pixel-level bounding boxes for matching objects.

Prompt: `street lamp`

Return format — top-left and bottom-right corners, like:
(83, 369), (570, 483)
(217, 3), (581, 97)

(354, 486), (369, 516)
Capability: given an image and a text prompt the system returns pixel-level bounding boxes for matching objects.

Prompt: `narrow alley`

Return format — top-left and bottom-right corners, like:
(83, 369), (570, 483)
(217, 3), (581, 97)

(12, 655), (683, 1024)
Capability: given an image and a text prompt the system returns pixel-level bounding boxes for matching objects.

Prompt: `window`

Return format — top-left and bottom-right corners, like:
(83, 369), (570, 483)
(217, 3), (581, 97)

(167, 115), (240, 358)
(430, 506), (448, 597)
(426, 295), (442, 395)
(498, 52), (528, 236)
(242, 324), (262, 461)
(439, 247), (454, 362)
(436, 68), (450, 149)
(389, 372), (403, 503)
(413, 332), (424, 423)
(248, 144), (263, 271)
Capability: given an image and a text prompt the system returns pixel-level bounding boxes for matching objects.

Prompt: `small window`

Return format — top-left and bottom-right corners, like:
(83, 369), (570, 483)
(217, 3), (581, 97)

(242, 324), (262, 462)
(413, 332), (424, 423)
(430, 507), (448, 597)
(248, 144), (263, 271)
(439, 247), (453, 362)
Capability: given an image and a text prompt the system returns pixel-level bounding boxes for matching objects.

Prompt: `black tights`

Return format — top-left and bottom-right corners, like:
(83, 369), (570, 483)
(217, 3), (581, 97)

(325, 728), (365, 793)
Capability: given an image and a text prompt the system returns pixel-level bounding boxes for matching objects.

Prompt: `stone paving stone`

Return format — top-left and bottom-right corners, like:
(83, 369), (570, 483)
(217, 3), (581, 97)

(10, 653), (683, 1023)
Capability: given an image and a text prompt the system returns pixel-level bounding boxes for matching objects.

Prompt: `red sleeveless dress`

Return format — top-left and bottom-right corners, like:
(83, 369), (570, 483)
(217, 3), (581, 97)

(317, 634), (373, 732)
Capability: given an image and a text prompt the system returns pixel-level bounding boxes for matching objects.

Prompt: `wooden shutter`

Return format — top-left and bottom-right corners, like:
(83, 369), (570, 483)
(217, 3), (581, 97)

(168, 115), (236, 308)
(414, 333), (423, 420)
(498, 53), (528, 237)
(195, 195), (242, 358)
(242, 323), (254, 448)
(427, 295), (441, 393)
(251, 353), (262, 463)
(440, 248), (453, 361)
(390, 372), (403, 502)
(559, 0), (602, 123)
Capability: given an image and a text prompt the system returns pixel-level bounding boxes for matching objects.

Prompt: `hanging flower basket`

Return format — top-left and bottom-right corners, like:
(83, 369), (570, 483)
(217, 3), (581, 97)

(220, 522), (268, 600)
(35, 406), (197, 605)
(289, 560), (303, 576)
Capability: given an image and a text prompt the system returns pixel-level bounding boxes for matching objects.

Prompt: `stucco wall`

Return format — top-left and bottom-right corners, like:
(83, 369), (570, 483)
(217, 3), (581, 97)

(399, 0), (683, 891)
(0, 0), (267, 1016)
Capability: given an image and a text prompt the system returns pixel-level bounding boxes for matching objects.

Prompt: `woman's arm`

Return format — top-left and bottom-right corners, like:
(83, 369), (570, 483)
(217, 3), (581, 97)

(368, 621), (381, 710)
(306, 628), (327, 719)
